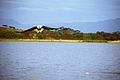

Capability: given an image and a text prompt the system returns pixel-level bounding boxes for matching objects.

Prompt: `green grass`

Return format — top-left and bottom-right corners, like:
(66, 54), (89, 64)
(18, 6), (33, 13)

(82, 40), (108, 43)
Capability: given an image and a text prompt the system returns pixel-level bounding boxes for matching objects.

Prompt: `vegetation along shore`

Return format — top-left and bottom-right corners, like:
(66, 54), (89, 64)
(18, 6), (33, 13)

(0, 25), (120, 43)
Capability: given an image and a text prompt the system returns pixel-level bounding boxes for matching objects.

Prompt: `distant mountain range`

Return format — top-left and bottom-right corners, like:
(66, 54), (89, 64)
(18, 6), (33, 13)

(46, 18), (120, 32)
(0, 18), (24, 28)
(0, 18), (120, 32)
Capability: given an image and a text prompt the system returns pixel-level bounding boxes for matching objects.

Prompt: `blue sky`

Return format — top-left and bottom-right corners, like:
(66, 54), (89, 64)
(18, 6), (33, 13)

(0, 0), (120, 24)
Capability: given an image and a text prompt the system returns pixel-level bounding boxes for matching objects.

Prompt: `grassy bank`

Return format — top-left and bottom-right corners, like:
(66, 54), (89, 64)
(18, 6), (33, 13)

(0, 39), (82, 42)
(0, 39), (120, 43)
(82, 40), (108, 43)
(108, 40), (120, 44)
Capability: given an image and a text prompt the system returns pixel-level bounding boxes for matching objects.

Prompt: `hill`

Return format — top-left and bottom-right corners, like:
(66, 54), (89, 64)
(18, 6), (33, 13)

(0, 25), (120, 41)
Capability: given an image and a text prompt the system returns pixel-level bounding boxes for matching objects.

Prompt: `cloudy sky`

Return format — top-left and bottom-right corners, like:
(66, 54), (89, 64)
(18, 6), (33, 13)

(0, 0), (120, 24)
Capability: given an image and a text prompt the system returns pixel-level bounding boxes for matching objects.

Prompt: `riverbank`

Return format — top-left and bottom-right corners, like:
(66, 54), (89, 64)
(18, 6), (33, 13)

(0, 39), (120, 43)
(0, 39), (82, 42)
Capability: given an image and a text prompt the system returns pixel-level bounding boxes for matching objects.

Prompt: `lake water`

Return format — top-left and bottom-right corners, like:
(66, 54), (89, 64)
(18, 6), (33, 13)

(0, 42), (120, 80)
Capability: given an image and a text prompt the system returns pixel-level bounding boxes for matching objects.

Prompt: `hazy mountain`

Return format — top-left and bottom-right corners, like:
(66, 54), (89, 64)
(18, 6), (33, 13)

(45, 18), (120, 32)
(0, 18), (120, 32)
(0, 18), (23, 28)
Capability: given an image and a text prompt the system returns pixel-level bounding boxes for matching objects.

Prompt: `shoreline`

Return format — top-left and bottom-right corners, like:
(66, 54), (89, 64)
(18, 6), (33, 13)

(0, 39), (120, 43)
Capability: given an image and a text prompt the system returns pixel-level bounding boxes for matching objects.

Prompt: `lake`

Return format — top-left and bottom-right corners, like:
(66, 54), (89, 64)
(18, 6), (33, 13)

(0, 42), (120, 80)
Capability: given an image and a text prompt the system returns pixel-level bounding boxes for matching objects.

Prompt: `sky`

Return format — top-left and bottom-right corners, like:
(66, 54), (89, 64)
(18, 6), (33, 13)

(0, 0), (120, 24)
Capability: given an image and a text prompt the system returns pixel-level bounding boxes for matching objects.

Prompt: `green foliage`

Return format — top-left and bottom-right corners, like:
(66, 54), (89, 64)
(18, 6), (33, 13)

(0, 27), (23, 39)
(0, 26), (120, 40)
(35, 27), (83, 40)
(82, 40), (108, 43)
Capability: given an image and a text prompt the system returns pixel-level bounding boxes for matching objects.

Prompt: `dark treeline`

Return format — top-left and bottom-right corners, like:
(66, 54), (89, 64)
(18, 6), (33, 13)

(0, 26), (120, 40)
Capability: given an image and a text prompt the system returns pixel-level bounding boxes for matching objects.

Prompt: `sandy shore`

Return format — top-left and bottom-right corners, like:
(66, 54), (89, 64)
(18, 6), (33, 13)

(0, 39), (82, 42)
(0, 39), (120, 43)
(108, 40), (120, 44)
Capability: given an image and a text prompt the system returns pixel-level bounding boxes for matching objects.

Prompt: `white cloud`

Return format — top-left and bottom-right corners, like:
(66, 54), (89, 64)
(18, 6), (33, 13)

(16, 7), (44, 11)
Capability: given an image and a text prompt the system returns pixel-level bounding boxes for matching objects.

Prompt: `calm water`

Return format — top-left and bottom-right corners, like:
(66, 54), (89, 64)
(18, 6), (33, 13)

(0, 42), (120, 80)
